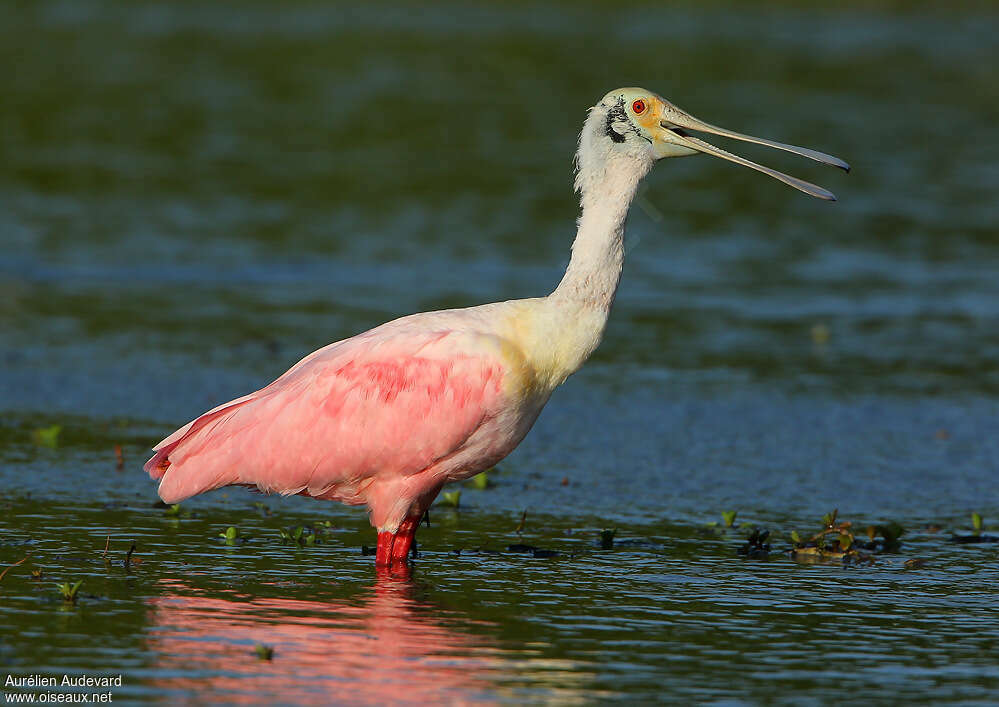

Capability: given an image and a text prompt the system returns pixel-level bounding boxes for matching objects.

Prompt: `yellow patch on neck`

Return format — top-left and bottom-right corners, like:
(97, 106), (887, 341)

(498, 300), (606, 396)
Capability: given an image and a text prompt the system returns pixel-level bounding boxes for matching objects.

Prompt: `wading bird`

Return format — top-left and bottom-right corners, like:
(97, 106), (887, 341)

(146, 88), (847, 568)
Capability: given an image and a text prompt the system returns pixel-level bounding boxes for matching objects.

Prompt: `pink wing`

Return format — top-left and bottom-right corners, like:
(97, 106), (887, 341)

(145, 327), (508, 506)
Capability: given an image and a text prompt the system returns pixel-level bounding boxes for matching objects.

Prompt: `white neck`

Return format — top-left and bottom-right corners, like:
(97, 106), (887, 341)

(551, 156), (647, 307)
(538, 107), (654, 382)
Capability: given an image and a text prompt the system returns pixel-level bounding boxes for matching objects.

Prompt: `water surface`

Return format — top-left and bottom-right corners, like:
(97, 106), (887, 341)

(2, 1), (998, 703)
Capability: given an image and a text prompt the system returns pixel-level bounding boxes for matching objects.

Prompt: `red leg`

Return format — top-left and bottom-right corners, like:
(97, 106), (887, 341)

(374, 516), (421, 567)
(390, 517), (420, 563)
(375, 531), (395, 567)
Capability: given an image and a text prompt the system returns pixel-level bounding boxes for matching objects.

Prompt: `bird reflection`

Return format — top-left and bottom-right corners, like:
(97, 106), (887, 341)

(146, 570), (502, 705)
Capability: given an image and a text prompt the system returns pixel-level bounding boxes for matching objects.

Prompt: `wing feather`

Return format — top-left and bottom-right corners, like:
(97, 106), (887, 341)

(145, 327), (509, 505)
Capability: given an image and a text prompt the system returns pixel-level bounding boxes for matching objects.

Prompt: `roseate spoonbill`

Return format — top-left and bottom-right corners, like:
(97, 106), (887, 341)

(146, 88), (848, 567)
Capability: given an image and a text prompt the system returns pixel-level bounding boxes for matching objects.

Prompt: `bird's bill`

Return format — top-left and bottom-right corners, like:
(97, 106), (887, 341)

(651, 99), (850, 201)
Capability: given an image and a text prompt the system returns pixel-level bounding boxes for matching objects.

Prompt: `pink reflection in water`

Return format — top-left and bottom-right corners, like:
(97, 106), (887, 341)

(146, 571), (503, 705)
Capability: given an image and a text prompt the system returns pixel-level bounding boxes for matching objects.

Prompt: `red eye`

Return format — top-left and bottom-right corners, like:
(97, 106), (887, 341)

(632, 99), (647, 114)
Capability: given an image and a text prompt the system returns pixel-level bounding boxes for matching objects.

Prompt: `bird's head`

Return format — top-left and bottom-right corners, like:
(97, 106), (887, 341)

(581, 87), (849, 200)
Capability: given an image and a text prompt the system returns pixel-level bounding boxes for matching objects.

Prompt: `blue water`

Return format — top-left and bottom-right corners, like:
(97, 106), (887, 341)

(2, 1), (998, 703)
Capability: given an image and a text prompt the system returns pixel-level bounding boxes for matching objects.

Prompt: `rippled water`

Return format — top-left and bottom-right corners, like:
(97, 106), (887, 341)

(2, 1), (998, 704)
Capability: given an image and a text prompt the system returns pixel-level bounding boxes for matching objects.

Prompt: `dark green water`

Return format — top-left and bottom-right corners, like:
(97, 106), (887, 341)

(2, 1), (998, 703)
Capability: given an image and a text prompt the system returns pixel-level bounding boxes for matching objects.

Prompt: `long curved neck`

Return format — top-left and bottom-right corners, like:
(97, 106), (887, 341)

(532, 126), (652, 385)
(551, 154), (647, 308)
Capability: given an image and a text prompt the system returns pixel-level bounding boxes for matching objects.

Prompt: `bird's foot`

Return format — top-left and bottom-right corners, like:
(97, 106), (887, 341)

(374, 516), (421, 567)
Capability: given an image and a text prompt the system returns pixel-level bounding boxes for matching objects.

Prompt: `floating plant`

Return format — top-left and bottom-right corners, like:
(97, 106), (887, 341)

(32, 424), (62, 448)
(163, 504), (190, 518)
(788, 510), (878, 564)
(56, 580), (84, 604)
(738, 528), (771, 559)
(599, 528), (616, 550)
(278, 524), (329, 547)
(468, 471), (491, 490)
(949, 512), (999, 544)
(0, 555), (30, 582)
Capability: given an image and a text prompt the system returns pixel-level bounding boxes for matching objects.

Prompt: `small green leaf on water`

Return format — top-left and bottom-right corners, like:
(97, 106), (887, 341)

(876, 521), (905, 550)
(33, 425), (62, 448)
(56, 579), (83, 602)
(470, 472), (489, 490)
(810, 323), (830, 345)
(972, 512), (983, 534)
(305, 534), (315, 546)
(839, 533), (853, 550)
(254, 644), (274, 661)
(219, 526), (239, 543)
(164, 504), (182, 517)
(441, 491), (461, 508)
(721, 510), (737, 528)
(790, 530), (802, 545)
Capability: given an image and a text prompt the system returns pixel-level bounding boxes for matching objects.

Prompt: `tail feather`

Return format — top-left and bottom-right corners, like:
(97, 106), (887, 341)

(143, 396), (258, 501)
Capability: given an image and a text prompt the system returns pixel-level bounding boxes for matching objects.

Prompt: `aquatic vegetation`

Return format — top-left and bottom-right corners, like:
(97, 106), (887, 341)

(789, 510), (877, 564)
(219, 526), (240, 545)
(125, 542), (141, 568)
(810, 323), (830, 345)
(949, 512), (999, 544)
(738, 528), (771, 559)
(721, 510), (737, 528)
(56, 580), (83, 603)
(254, 644), (274, 661)
(0, 554), (30, 582)
(163, 504), (190, 518)
(468, 471), (491, 490)
(599, 528), (616, 550)
(32, 424), (62, 448)
(278, 523), (330, 548)
(440, 491), (461, 508)
(860, 522), (905, 553)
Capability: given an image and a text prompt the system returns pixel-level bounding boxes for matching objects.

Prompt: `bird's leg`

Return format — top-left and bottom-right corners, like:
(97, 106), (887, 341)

(375, 531), (396, 567)
(389, 516), (421, 564)
(374, 515), (423, 567)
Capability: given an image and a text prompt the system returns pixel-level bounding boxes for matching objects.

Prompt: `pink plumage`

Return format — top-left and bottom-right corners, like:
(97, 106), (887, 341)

(146, 87), (846, 568)
(146, 317), (530, 544)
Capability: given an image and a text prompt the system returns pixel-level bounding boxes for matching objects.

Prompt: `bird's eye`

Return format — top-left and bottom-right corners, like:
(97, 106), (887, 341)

(632, 99), (647, 115)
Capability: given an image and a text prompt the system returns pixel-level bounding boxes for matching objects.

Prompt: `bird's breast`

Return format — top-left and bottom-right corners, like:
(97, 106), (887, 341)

(498, 300), (611, 393)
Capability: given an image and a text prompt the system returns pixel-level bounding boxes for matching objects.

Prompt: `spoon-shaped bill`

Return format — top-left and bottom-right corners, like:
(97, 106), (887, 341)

(655, 101), (849, 200)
